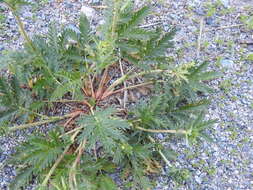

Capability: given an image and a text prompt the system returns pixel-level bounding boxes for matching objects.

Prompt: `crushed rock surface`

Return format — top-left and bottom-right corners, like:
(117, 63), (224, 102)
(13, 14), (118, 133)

(0, 0), (253, 189)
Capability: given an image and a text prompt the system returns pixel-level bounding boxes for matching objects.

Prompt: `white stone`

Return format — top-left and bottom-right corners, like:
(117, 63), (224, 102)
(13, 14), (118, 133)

(80, 5), (96, 20)
(221, 59), (234, 69)
(195, 176), (202, 184)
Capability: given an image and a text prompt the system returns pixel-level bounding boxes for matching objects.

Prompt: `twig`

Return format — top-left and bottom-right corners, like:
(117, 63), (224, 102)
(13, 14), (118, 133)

(197, 17), (204, 58)
(63, 111), (82, 127)
(139, 22), (162, 28)
(61, 127), (83, 137)
(102, 81), (155, 99)
(206, 24), (244, 31)
(106, 69), (171, 93)
(91, 5), (108, 9)
(43, 99), (83, 103)
(239, 41), (253, 45)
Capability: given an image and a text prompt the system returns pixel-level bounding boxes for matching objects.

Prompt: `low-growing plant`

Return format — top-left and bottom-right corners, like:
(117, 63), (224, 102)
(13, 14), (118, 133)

(0, 11), (5, 23)
(240, 13), (253, 30)
(0, 0), (219, 189)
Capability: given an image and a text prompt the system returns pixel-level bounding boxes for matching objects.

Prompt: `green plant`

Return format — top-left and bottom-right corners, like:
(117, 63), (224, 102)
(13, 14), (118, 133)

(169, 167), (191, 186)
(219, 79), (232, 93)
(0, 0), (219, 189)
(0, 7), (6, 30)
(240, 14), (253, 30)
(0, 11), (6, 23)
(246, 53), (253, 61)
(204, 0), (223, 17)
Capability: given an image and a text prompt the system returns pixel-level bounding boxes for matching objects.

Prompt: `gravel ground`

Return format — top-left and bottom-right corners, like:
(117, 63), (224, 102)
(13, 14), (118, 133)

(0, 0), (253, 189)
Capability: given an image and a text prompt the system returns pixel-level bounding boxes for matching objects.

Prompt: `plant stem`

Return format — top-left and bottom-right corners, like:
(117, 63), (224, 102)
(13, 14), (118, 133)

(111, 0), (119, 40)
(9, 114), (72, 132)
(41, 131), (79, 188)
(119, 56), (127, 108)
(148, 136), (172, 167)
(102, 81), (156, 99)
(135, 126), (187, 134)
(129, 69), (171, 80)
(43, 99), (83, 103)
(206, 24), (244, 31)
(18, 106), (48, 119)
(106, 69), (170, 92)
(69, 139), (86, 190)
(196, 17), (204, 58)
(5, 2), (63, 86)
(4, 2), (35, 51)
(60, 127), (83, 138)
(41, 144), (71, 187)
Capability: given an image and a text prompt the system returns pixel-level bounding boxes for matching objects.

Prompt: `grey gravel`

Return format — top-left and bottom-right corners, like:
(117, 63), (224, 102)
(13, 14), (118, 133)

(1, 0), (253, 190)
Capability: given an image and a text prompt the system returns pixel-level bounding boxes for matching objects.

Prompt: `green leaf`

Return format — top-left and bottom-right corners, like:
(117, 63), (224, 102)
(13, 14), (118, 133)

(79, 13), (90, 40)
(98, 175), (118, 190)
(161, 148), (178, 161)
(51, 78), (82, 101)
(9, 167), (34, 190)
(123, 6), (150, 33)
(78, 107), (129, 158)
(0, 108), (17, 123)
(121, 28), (156, 41)
(11, 130), (69, 174)
(195, 71), (221, 81)
(187, 113), (217, 144)
(176, 99), (210, 112)
(190, 61), (209, 75)
(246, 53), (253, 61)
(151, 28), (176, 56)
(3, 0), (31, 10)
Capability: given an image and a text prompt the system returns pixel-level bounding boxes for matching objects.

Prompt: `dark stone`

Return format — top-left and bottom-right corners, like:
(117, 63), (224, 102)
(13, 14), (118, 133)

(205, 17), (215, 25)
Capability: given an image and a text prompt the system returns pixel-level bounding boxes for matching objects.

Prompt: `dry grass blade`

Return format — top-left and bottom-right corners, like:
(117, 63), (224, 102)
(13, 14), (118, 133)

(197, 17), (204, 58)
(119, 58), (127, 108)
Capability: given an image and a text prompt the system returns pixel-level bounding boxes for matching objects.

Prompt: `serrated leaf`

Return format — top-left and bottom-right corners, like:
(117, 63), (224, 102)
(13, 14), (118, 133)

(78, 107), (129, 158)
(9, 167), (34, 190)
(79, 13), (90, 40)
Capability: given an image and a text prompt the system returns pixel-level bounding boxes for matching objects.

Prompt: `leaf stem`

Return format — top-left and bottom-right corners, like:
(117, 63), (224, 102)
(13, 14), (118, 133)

(135, 126), (187, 134)
(69, 139), (86, 190)
(106, 69), (170, 92)
(148, 136), (172, 167)
(41, 131), (79, 188)
(43, 99), (83, 103)
(111, 0), (119, 40)
(102, 81), (155, 99)
(8, 114), (73, 132)
(18, 106), (48, 119)
(41, 144), (71, 187)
